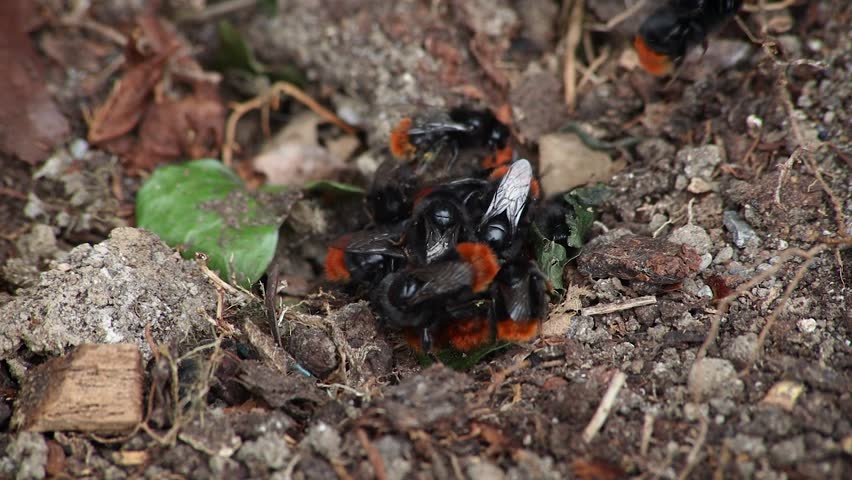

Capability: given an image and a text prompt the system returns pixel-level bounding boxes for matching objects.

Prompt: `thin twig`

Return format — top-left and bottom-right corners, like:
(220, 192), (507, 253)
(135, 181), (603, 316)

(741, 0), (797, 13)
(357, 429), (387, 480)
(676, 416), (708, 480)
(588, 0), (648, 32)
(640, 411), (655, 456)
(695, 245), (828, 361)
(578, 46), (610, 89)
(582, 371), (627, 443)
(563, 0), (585, 110)
(582, 296), (657, 316)
(222, 82), (355, 166)
(177, 0), (259, 23)
(741, 252), (822, 374)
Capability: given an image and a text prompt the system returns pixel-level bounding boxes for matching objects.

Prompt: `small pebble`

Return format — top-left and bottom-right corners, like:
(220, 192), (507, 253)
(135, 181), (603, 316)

(688, 357), (744, 401)
(797, 318), (817, 334)
(723, 211), (759, 248)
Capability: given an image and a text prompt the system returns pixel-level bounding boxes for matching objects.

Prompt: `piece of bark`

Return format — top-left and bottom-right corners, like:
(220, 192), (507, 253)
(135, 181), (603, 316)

(577, 234), (702, 285)
(12, 344), (144, 434)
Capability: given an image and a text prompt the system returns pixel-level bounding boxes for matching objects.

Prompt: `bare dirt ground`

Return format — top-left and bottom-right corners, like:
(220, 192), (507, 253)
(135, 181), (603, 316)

(0, 1), (850, 479)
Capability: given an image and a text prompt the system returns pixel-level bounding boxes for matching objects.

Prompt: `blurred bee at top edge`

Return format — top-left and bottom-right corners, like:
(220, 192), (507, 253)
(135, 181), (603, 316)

(389, 106), (512, 174)
(367, 106), (514, 226)
(634, 0), (743, 77)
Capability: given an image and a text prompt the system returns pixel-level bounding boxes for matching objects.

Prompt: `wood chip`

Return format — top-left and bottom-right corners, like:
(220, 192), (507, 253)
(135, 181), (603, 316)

(12, 344), (144, 434)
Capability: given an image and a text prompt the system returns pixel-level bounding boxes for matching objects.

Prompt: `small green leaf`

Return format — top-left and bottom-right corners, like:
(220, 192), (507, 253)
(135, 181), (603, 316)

(136, 159), (285, 287)
(569, 183), (612, 207)
(531, 224), (568, 290)
(420, 342), (511, 370)
(303, 180), (365, 195)
(215, 20), (265, 74)
(258, 0), (277, 15)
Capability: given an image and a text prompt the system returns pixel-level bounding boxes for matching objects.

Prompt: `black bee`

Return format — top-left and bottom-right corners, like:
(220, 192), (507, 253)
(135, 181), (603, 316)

(531, 195), (578, 249)
(476, 159), (539, 259)
(492, 260), (550, 343)
(405, 177), (494, 264)
(634, 0), (743, 76)
(325, 228), (406, 285)
(366, 160), (417, 225)
(373, 242), (499, 352)
(389, 107), (511, 173)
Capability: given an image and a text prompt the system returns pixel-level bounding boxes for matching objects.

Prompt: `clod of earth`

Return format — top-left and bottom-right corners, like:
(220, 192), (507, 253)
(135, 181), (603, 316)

(577, 233), (702, 285)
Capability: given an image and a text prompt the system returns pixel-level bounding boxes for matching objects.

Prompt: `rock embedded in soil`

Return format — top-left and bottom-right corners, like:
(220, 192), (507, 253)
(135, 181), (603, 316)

(234, 432), (292, 471)
(0, 227), (218, 360)
(667, 224), (713, 256)
(688, 357), (744, 401)
(538, 132), (616, 193)
(0, 431), (48, 480)
(722, 210), (759, 248)
(577, 234), (702, 285)
(678, 145), (723, 181)
(284, 322), (339, 379)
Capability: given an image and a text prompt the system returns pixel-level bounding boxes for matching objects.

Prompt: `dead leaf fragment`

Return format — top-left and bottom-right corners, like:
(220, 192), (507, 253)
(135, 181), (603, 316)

(539, 132), (617, 193)
(252, 111), (349, 186)
(760, 381), (805, 411)
(0, 0), (70, 164)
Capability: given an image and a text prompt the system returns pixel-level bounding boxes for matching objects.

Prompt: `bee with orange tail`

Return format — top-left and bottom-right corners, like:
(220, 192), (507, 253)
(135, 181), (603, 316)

(492, 260), (550, 344)
(389, 107), (510, 174)
(634, 0), (743, 77)
(325, 228), (407, 285)
(373, 242), (499, 353)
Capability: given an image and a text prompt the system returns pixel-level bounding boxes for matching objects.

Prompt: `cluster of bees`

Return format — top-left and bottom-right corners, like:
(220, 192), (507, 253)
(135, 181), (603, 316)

(322, 0), (745, 354)
(325, 108), (577, 354)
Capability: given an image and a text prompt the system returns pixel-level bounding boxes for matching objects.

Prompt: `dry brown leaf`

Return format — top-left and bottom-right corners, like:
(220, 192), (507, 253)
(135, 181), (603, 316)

(0, 0), (70, 165)
(252, 111), (348, 186)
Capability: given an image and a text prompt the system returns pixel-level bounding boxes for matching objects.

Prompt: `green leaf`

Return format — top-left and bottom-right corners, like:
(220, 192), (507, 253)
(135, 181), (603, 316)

(415, 341), (511, 370)
(531, 224), (568, 290)
(215, 20), (265, 75)
(303, 180), (365, 195)
(258, 0), (277, 15)
(136, 159), (285, 287)
(568, 183), (612, 207)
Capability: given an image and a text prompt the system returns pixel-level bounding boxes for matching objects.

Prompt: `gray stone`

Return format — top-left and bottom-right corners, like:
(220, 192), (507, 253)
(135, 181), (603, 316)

(2, 432), (47, 480)
(0, 228), (218, 360)
(668, 224), (713, 255)
(688, 358), (744, 401)
(723, 211), (759, 248)
(723, 333), (759, 367)
(301, 422), (341, 460)
(374, 436), (412, 480)
(714, 245), (734, 264)
(770, 436), (806, 466)
(235, 432), (292, 471)
(679, 145), (723, 180)
(467, 460), (507, 480)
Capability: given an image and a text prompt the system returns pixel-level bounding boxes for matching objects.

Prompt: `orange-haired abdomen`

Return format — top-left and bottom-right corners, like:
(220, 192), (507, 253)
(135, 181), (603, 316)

(633, 35), (674, 77)
(403, 328), (423, 353)
(446, 317), (492, 351)
(324, 247), (351, 281)
(389, 118), (415, 159)
(496, 318), (540, 342)
(455, 243), (500, 293)
(481, 146), (514, 169)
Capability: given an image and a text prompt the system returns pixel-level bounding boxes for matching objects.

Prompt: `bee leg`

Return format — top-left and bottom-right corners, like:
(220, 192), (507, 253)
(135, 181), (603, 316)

(420, 327), (433, 353)
(446, 141), (460, 172)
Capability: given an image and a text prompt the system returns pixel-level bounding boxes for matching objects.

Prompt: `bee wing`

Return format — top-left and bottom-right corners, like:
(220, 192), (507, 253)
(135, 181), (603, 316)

(480, 159), (533, 234)
(408, 121), (472, 135)
(346, 229), (405, 257)
(407, 262), (474, 304)
(499, 275), (533, 322)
